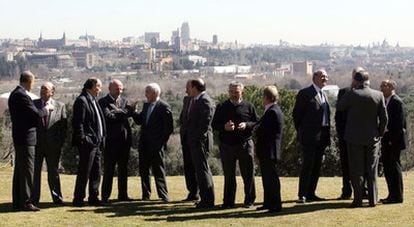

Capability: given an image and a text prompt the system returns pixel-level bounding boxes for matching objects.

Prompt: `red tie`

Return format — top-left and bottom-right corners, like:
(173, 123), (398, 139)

(43, 101), (49, 127)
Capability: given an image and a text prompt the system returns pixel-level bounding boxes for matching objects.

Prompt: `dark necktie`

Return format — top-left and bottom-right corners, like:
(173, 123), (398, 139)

(320, 91), (329, 126)
(92, 99), (103, 138)
(187, 98), (195, 117)
(43, 101), (49, 127)
(146, 103), (155, 124)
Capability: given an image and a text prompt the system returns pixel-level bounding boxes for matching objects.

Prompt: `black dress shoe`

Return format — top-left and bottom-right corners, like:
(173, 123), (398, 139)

(220, 204), (235, 209)
(142, 197), (151, 201)
(243, 203), (254, 208)
(337, 194), (351, 200)
(88, 199), (103, 206)
(296, 196), (306, 204)
(307, 195), (326, 202)
(381, 198), (403, 204)
(256, 205), (269, 210)
(267, 207), (282, 213)
(348, 202), (362, 208)
(54, 200), (64, 205)
(195, 203), (214, 209)
(22, 203), (40, 212)
(72, 199), (85, 207)
(161, 197), (170, 203)
(118, 197), (133, 202)
(182, 196), (200, 202)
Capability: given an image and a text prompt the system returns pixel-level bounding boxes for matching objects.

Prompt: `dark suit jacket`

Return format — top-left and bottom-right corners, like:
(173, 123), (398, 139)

(255, 104), (284, 160)
(292, 85), (331, 146)
(335, 87), (351, 139)
(383, 94), (406, 150)
(179, 96), (191, 142)
(187, 92), (214, 153)
(72, 91), (106, 148)
(8, 86), (48, 146)
(34, 98), (67, 147)
(98, 94), (132, 146)
(336, 86), (388, 145)
(133, 99), (173, 152)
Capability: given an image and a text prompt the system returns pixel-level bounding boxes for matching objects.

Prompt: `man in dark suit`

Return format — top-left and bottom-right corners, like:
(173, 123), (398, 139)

(335, 67), (364, 200)
(337, 71), (387, 208)
(99, 79), (133, 203)
(212, 81), (258, 209)
(132, 83), (173, 202)
(9, 71), (52, 211)
(72, 77), (106, 207)
(32, 82), (67, 205)
(255, 85), (284, 213)
(178, 80), (199, 201)
(380, 79), (406, 204)
(293, 69), (330, 203)
(187, 78), (215, 208)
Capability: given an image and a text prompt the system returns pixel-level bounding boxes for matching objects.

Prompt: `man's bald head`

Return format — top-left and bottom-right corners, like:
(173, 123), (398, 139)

(109, 79), (124, 99)
(40, 81), (55, 101)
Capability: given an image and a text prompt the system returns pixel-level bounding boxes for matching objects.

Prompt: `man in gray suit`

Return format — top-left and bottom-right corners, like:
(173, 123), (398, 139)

(337, 70), (388, 208)
(32, 82), (67, 205)
(187, 78), (215, 208)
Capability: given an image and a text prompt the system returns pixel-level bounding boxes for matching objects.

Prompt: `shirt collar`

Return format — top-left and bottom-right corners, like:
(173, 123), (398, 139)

(312, 83), (322, 93)
(264, 103), (274, 112)
(194, 91), (205, 100)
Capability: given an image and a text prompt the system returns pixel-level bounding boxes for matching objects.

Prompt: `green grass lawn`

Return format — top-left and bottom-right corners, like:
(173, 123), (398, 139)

(0, 167), (413, 226)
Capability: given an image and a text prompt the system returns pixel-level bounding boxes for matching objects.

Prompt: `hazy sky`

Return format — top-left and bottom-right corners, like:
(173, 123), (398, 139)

(1, 0), (413, 46)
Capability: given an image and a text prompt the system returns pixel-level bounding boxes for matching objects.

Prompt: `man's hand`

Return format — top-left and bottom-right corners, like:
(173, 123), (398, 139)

(45, 104), (54, 112)
(224, 120), (235, 131)
(237, 122), (246, 131)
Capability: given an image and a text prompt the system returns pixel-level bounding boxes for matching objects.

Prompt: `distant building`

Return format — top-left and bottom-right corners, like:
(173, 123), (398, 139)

(182, 55), (207, 66)
(144, 32), (160, 44)
(181, 22), (190, 45)
(213, 35), (218, 45)
(72, 52), (95, 69)
(292, 61), (313, 76)
(200, 65), (251, 74)
(38, 32), (67, 48)
(171, 29), (180, 45)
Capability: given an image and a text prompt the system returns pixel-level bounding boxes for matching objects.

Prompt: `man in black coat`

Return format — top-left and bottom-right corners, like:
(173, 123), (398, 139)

(293, 69), (330, 203)
(72, 77), (106, 207)
(178, 80), (199, 201)
(9, 71), (51, 211)
(335, 67), (364, 200)
(32, 82), (67, 205)
(133, 83), (173, 202)
(187, 78), (215, 208)
(212, 81), (258, 209)
(380, 79), (406, 204)
(99, 79), (133, 202)
(255, 85), (284, 213)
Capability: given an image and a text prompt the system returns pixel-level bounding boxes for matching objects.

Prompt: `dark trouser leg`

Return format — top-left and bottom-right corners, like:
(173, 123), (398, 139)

(365, 142), (380, 205)
(45, 145), (63, 203)
(382, 144), (403, 200)
(139, 152), (151, 199)
(338, 137), (352, 196)
(189, 140), (215, 206)
(259, 159), (281, 210)
(152, 150), (168, 200)
(88, 147), (101, 201)
(182, 137), (199, 198)
(31, 145), (45, 204)
(220, 143), (237, 206)
(117, 145), (130, 199)
(13, 145), (35, 209)
(101, 147), (116, 200)
(74, 146), (97, 201)
(298, 144), (317, 198)
(238, 140), (256, 205)
(308, 143), (325, 197)
(347, 143), (365, 205)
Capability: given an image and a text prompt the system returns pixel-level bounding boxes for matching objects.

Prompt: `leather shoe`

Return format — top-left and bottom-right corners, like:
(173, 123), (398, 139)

(337, 194), (351, 200)
(243, 203), (254, 208)
(381, 198), (403, 204)
(161, 197), (170, 203)
(348, 202), (362, 208)
(182, 196), (200, 202)
(72, 199), (85, 207)
(142, 197), (150, 201)
(267, 207), (282, 213)
(296, 196), (306, 204)
(22, 203), (40, 212)
(220, 204), (235, 209)
(118, 197), (133, 202)
(195, 203), (214, 209)
(54, 200), (64, 205)
(88, 199), (103, 206)
(307, 195), (326, 202)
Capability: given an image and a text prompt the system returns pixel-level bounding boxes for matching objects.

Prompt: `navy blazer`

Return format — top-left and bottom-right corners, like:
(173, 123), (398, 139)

(255, 103), (284, 160)
(133, 99), (173, 152)
(8, 86), (48, 146)
(72, 91), (106, 148)
(382, 94), (407, 150)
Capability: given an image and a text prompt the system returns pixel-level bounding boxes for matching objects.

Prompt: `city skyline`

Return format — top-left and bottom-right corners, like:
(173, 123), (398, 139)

(1, 0), (413, 46)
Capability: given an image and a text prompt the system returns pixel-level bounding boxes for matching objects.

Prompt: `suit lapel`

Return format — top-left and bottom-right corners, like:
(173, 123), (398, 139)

(47, 99), (55, 129)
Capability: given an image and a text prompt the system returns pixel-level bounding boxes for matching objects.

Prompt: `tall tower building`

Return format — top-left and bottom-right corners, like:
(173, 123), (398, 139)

(213, 34), (218, 45)
(171, 28), (180, 45)
(181, 22), (190, 45)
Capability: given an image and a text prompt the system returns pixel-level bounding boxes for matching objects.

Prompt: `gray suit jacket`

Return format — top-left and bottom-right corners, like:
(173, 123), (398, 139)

(34, 98), (67, 147)
(336, 86), (388, 145)
(187, 92), (214, 153)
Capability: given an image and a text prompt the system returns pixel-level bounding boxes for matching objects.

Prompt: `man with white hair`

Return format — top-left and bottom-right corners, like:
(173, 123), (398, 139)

(133, 83), (173, 202)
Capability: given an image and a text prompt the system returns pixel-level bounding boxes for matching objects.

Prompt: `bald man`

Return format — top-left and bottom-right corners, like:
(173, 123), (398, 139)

(99, 79), (134, 202)
(31, 82), (67, 205)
